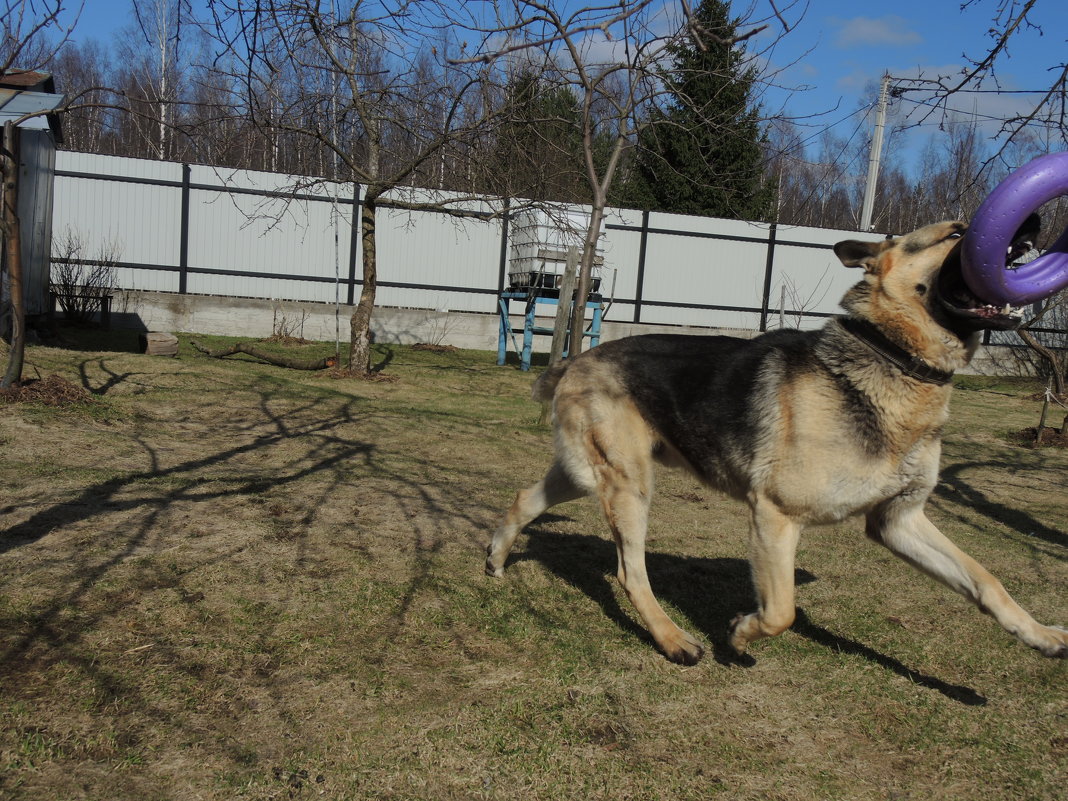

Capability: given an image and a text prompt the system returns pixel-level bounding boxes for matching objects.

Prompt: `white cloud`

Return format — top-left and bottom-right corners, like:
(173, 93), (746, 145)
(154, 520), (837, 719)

(833, 16), (922, 49)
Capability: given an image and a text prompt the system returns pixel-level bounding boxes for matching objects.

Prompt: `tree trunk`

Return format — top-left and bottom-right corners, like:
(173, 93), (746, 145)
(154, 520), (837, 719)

(1017, 328), (1066, 398)
(567, 205), (604, 359)
(349, 192), (378, 374)
(1, 121), (24, 389)
(541, 247), (579, 425)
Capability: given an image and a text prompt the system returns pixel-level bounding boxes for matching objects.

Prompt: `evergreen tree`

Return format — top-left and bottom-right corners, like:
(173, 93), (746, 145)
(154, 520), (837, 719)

(491, 72), (586, 202)
(623, 0), (773, 220)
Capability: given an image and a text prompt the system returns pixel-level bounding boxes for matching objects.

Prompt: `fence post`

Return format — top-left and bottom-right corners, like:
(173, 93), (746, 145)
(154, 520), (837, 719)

(633, 209), (650, 323)
(178, 163), (190, 294)
(759, 222), (778, 332)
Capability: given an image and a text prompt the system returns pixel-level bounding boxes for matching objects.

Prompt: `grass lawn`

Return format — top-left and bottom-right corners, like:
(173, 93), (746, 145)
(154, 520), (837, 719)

(0, 329), (1065, 800)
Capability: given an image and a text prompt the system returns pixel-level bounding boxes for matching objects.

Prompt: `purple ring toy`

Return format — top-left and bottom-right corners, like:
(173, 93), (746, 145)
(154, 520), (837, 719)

(962, 151), (1068, 306)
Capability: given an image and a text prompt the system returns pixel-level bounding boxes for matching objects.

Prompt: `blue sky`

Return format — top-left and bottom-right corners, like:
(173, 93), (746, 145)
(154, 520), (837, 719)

(747, 1), (1064, 160)
(63, 0), (1065, 172)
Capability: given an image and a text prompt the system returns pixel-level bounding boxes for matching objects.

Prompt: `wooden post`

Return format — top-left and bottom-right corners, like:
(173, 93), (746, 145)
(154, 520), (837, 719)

(1038, 380), (1050, 431)
(1, 121), (24, 388)
(548, 247), (579, 367)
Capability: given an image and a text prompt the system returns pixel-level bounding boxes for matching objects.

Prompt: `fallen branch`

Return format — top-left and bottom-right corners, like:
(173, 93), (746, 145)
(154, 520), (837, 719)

(192, 340), (336, 371)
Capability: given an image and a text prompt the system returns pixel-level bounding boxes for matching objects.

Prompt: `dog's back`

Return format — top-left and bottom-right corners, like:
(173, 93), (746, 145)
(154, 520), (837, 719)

(539, 331), (819, 495)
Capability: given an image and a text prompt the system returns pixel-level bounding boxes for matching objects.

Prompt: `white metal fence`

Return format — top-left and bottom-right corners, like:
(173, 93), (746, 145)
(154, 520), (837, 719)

(53, 151), (870, 332)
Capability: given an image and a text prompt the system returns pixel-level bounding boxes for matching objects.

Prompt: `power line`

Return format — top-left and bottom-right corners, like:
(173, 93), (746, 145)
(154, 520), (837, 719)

(938, 88), (1065, 94)
(884, 76), (1061, 96)
(897, 86), (1061, 95)
(895, 94), (1066, 127)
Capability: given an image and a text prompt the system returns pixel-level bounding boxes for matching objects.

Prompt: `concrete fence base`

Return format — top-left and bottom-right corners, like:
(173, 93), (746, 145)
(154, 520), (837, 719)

(106, 289), (1030, 377)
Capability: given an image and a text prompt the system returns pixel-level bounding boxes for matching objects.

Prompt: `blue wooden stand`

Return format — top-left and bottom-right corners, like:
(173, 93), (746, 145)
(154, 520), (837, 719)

(497, 290), (603, 370)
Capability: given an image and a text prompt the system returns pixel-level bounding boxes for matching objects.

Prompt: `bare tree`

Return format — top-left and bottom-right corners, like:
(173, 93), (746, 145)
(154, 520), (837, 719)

(766, 0), (1066, 234)
(459, 0), (784, 358)
(49, 39), (118, 154)
(918, 0), (1067, 167)
(204, 1), (509, 375)
(507, 4), (664, 358)
(50, 227), (120, 324)
(0, 0), (79, 71)
(110, 0), (197, 160)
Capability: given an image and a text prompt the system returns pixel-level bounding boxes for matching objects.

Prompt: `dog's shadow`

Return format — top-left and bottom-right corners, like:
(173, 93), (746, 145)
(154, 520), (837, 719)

(514, 521), (986, 706)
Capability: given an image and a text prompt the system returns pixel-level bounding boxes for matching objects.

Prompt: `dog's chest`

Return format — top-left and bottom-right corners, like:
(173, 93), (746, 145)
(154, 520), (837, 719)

(764, 442), (940, 522)
(759, 377), (949, 521)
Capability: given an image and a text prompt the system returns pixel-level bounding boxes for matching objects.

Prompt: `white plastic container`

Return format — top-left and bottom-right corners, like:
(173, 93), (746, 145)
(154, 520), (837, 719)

(508, 208), (605, 292)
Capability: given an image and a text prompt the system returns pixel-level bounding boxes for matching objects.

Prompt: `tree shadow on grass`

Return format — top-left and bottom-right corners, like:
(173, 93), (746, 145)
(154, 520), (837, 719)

(371, 345), (396, 373)
(515, 525), (986, 706)
(0, 371), (521, 791)
(78, 357), (148, 395)
(933, 460), (1066, 556)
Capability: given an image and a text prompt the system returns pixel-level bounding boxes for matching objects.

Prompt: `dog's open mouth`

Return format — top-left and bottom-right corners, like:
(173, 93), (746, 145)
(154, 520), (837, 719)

(936, 250), (1026, 331)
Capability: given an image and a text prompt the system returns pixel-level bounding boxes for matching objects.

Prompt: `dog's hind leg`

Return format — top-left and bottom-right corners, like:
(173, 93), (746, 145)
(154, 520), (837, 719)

(868, 499), (1068, 658)
(486, 460), (587, 577)
(589, 426), (705, 665)
(728, 496), (803, 655)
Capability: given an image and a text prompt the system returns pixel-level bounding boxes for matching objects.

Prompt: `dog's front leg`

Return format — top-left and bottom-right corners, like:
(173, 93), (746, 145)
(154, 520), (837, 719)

(729, 497), (803, 655)
(867, 500), (1068, 658)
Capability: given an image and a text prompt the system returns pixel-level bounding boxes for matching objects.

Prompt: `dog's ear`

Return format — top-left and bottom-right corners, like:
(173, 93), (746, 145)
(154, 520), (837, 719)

(834, 239), (887, 272)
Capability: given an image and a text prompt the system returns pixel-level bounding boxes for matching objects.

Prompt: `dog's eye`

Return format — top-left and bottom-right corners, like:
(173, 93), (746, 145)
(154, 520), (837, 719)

(946, 232), (962, 240)
(915, 283), (928, 295)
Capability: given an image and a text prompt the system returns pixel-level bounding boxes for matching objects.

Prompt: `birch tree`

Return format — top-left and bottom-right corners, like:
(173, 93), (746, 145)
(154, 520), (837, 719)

(114, 0), (191, 160)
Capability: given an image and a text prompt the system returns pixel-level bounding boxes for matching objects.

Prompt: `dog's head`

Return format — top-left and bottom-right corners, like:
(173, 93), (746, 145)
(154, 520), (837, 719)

(833, 216), (1038, 339)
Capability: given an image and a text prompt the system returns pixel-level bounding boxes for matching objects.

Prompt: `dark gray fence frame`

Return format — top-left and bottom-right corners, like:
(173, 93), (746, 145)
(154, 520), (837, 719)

(53, 159), (1064, 345)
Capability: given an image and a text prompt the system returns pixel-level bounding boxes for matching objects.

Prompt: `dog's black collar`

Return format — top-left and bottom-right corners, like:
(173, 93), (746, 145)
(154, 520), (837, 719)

(837, 317), (955, 386)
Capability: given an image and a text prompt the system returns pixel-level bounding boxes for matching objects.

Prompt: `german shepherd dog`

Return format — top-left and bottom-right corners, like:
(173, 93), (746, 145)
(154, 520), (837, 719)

(486, 217), (1068, 665)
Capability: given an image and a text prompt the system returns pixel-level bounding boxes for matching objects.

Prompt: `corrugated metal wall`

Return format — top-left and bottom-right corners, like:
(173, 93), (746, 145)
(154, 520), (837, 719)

(18, 131), (56, 315)
(54, 152), (183, 294)
(186, 164), (351, 302)
(52, 151), (854, 330)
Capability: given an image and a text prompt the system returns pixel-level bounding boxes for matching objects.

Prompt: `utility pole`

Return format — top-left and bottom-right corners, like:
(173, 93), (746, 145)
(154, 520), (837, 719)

(859, 72), (891, 232)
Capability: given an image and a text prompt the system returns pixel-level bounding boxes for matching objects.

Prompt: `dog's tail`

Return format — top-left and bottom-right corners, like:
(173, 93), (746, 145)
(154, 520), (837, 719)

(531, 362), (569, 402)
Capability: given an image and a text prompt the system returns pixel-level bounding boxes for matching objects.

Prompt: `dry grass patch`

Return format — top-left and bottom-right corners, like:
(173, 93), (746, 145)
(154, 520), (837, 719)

(0, 334), (1065, 800)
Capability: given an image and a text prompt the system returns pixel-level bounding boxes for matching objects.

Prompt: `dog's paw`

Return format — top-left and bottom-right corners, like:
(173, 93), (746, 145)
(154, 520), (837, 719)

(1033, 625), (1068, 658)
(727, 612), (751, 656)
(659, 629), (705, 666)
(485, 545), (506, 578)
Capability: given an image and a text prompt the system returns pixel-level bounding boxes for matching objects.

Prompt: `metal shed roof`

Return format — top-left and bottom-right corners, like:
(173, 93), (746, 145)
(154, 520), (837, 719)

(0, 88), (64, 130)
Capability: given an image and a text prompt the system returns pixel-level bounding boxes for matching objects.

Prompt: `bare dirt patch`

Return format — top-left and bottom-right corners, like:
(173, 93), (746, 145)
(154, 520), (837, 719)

(1011, 426), (1068, 448)
(411, 343), (459, 353)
